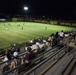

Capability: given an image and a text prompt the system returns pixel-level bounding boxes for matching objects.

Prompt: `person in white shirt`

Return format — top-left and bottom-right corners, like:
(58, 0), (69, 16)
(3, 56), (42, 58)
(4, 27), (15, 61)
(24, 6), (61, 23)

(59, 30), (64, 39)
(3, 55), (8, 63)
(13, 51), (18, 57)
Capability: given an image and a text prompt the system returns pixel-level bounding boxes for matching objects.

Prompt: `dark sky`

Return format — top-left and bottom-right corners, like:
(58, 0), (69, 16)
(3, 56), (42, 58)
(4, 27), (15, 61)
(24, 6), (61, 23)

(0, 0), (76, 20)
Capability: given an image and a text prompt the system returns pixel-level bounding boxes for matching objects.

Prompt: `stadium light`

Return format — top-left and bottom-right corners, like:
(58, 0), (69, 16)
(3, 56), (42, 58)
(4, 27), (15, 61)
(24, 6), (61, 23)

(24, 6), (28, 20)
(24, 7), (28, 10)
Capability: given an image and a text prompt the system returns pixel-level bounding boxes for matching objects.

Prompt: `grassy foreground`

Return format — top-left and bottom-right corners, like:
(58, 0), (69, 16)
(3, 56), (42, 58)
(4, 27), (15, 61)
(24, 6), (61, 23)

(0, 22), (75, 49)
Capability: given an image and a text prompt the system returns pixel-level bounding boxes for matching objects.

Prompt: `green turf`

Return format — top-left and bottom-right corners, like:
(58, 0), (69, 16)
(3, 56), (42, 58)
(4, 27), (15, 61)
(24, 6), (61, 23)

(0, 22), (75, 49)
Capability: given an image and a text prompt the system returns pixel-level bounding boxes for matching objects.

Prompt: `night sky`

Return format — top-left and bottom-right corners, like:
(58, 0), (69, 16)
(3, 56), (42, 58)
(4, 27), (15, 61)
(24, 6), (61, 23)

(0, 0), (76, 20)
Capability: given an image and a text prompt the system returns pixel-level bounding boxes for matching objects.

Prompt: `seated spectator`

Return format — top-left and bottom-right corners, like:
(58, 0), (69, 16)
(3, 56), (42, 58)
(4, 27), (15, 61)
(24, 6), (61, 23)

(10, 56), (21, 74)
(43, 40), (48, 49)
(59, 30), (64, 39)
(55, 32), (59, 39)
(17, 47), (20, 52)
(52, 36), (58, 47)
(48, 36), (53, 46)
(5, 51), (11, 60)
(0, 49), (5, 56)
(58, 39), (64, 49)
(29, 39), (33, 46)
(38, 37), (43, 44)
(13, 50), (18, 58)
(67, 39), (76, 52)
(33, 38), (37, 44)
(63, 35), (70, 45)
(25, 42), (29, 47)
(36, 42), (40, 46)
(68, 39), (76, 48)
(10, 48), (15, 55)
(35, 44), (41, 54)
(43, 39), (46, 43)
(24, 47), (37, 64)
(64, 32), (69, 37)
(2, 55), (10, 73)
(51, 33), (54, 37)
(3, 55), (8, 63)
(30, 39), (33, 43)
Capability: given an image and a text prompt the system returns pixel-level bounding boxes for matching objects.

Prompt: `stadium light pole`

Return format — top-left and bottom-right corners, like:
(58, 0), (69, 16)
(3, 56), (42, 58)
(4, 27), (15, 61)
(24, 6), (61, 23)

(24, 6), (28, 21)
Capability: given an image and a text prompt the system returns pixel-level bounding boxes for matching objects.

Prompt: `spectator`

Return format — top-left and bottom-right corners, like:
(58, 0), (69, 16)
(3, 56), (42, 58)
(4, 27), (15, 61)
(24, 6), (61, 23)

(48, 36), (52, 46)
(29, 39), (33, 46)
(2, 55), (10, 73)
(58, 39), (64, 49)
(67, 39), (76, 52)
(55, 32), (59, 39)
(10, 48), (15, 55)
(52, 37), (58, 47)
(35, 45), (41, 53)
(38, 38), (43, 43)
(10, 56), (21, 74)
(0, 49), (5, 56)
(5, 51), (11, 60)
(55, 32), (59, 45)
(59, 30), (64, 39)
(24, 47), (37, 64)
(63, 34), (70, 45)
(43, 40), (48, 49)
(13, 50), (18, 58)
(17, 47), (20, 52)
(3, 55), (8, 63)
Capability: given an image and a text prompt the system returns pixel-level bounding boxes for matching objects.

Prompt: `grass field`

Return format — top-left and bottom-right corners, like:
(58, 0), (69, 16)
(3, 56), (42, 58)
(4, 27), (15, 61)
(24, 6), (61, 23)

(0, 22), (75, 49)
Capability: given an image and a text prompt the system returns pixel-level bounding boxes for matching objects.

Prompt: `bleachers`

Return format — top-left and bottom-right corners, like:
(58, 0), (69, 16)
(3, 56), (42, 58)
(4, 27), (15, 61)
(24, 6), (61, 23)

(2, 46), (66, 75)
(41, 48), (76, 75)
(0, 30), (76, 75)
(63, 59), (76, 75)
(0, 41), (55, 74)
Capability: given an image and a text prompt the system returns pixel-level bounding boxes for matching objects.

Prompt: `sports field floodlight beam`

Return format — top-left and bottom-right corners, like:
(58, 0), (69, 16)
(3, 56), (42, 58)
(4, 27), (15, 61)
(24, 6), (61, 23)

(24, 7), (28, 10)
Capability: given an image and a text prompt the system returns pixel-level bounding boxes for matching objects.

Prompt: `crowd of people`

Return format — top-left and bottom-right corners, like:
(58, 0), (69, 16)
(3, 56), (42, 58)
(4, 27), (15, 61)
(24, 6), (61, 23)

(0, 30), (76, 74)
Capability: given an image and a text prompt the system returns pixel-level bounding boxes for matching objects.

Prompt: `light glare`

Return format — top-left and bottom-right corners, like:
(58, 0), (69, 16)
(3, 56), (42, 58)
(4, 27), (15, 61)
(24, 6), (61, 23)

(24, 7), (28, 10)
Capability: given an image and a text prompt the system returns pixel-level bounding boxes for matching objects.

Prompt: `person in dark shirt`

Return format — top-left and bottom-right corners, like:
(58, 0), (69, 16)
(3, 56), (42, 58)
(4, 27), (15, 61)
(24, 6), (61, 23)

(24, 46), (37, 64)
(58, 39), (64, 49)
(55, 32), (59, 39)
(5, 51), (11, 60)
(0, 49), (5, 56)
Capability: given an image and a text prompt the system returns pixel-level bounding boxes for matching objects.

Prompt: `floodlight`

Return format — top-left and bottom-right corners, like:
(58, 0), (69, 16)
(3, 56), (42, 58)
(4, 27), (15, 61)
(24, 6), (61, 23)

(24, 7), (28, 10)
